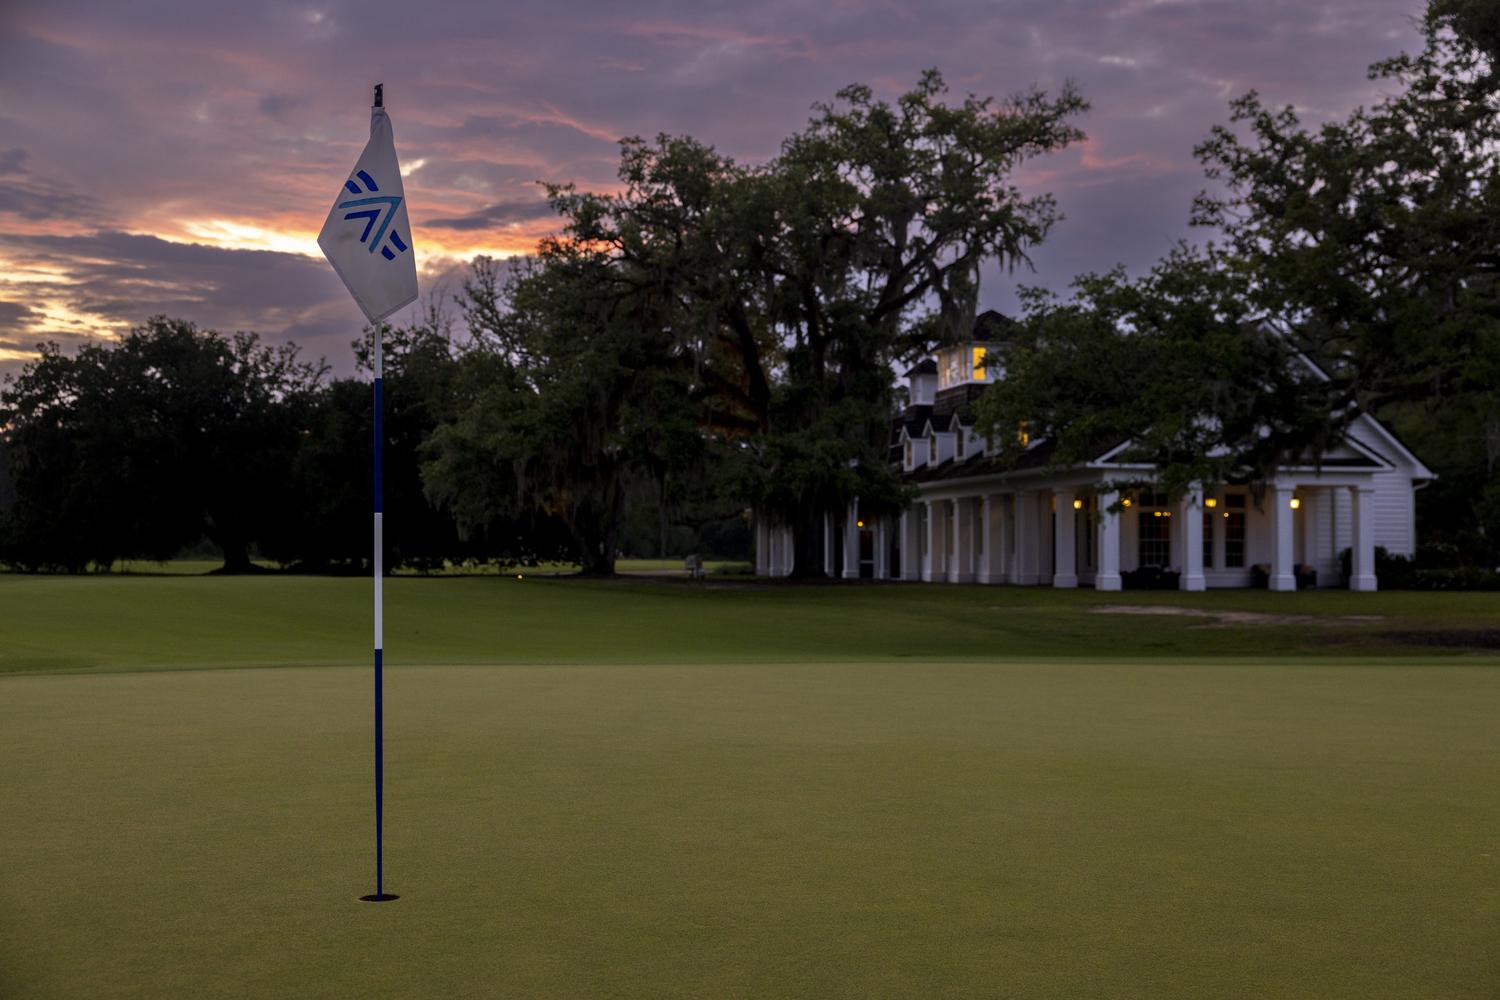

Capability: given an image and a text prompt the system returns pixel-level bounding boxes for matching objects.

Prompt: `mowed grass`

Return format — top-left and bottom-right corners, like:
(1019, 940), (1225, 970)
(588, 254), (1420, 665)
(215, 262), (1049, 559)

(1, 574), (1498, 998)
(3, 571), (1500, 674)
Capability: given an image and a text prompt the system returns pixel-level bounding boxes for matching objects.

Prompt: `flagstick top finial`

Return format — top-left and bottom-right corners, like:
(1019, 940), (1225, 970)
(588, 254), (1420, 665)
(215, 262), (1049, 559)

(373, 83), (383, 109)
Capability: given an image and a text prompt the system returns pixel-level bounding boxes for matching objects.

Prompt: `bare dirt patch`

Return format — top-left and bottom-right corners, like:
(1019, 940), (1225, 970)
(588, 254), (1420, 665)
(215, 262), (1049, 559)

(1092, 605), (1386, 628)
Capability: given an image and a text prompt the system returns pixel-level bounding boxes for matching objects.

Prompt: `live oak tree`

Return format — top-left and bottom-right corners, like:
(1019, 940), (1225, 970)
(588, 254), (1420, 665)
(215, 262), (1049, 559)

(551, 70), (1087, 576)
(0, 317), (323, 572)
(1191, 4), (1500, 559)
(422, 252), (699, 576)
(974, 248), (1333, 499)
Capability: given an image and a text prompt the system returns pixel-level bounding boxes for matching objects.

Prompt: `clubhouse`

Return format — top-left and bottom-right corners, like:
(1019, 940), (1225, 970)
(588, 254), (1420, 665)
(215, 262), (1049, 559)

(753, 311), (1434, 591)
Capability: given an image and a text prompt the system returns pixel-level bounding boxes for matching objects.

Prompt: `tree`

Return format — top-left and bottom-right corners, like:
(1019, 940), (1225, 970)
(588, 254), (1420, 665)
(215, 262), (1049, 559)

(551, 71), (1087, 575)
(1192, 6), (1500, 560)
(974, 248), (1335, 498)
(0, 317), (324, 572)
(422, 253), (700, 575)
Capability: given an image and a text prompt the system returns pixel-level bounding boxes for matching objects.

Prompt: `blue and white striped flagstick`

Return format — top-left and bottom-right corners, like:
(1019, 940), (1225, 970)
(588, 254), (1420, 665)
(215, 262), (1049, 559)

(369, 314), (392, 902)
(316, 82), (415, 902)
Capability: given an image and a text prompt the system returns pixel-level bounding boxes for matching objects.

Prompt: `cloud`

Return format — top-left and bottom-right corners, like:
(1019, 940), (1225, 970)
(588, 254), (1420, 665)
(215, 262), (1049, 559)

(425, 199), (560, 231)
(0, 231), (404, 378)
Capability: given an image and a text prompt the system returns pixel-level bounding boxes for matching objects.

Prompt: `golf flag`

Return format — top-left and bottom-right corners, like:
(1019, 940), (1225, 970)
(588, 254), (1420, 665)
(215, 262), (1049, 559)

(318, 102), (418, 322)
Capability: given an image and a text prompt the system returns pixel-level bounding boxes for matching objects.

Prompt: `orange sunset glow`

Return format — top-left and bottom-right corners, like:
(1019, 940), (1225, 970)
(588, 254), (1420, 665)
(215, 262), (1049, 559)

(0, 0), (1426, 377)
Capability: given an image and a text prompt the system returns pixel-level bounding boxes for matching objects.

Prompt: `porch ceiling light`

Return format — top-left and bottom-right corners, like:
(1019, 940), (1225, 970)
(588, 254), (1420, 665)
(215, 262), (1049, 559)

(1073, 499), (1083, 509)
(1289, 497), (1301, 509)
(1204, 497), (1218, 508)
(856, 519), (865, 528)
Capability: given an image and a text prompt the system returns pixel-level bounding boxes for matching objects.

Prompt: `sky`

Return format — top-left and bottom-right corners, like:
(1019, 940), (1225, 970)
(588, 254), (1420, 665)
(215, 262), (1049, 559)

(0, 0), (1431, 379)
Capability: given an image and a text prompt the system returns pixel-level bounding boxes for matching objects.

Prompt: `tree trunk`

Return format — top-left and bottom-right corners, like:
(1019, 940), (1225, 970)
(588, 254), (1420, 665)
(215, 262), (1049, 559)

(786, 508), (830, 579)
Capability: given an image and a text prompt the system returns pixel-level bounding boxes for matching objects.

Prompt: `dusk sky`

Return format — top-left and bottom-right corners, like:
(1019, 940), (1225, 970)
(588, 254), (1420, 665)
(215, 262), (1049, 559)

(0, 0), (1429, 378)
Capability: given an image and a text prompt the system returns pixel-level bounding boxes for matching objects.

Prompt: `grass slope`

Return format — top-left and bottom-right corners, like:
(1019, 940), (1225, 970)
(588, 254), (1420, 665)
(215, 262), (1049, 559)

(2, 572), (1499, 674)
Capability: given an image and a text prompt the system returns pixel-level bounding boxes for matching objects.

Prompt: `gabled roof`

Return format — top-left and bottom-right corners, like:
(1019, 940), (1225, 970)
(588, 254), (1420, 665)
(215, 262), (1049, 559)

(971, 309), (1019, 344)
(902, 358), (938, 377)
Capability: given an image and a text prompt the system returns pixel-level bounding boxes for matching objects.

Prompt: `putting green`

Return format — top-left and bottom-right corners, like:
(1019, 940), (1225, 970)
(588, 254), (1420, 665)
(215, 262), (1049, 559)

(2, 659), (1497, 998)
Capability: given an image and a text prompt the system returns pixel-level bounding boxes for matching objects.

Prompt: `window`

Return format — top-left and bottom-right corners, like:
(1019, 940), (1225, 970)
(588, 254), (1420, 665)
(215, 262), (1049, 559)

(1225, 494), (1246, 568)
(972, 346), (988, 381)
(1202, 509), (1215, 569)
(1017, 421), (1030, 447)
(1138, 510), (1172, 568)
(904, 440), (913, 467)
(955, 430), (966, 459)
(928, 432), (938, 463)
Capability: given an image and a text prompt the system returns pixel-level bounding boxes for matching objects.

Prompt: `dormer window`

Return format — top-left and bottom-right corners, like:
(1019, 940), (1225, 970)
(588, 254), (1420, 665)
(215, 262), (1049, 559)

(928, 432), (938, 464)
(956, 429), (966, 459)
(904, 440), (913, 467)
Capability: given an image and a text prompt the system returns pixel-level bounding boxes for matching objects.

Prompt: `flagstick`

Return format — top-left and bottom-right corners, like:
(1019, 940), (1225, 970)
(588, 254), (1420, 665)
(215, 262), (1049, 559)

(361, 81), (397, 905)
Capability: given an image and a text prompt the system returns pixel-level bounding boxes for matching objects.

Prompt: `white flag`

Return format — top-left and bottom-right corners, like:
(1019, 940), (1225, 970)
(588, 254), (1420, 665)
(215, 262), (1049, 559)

(318, 106), (418, 322)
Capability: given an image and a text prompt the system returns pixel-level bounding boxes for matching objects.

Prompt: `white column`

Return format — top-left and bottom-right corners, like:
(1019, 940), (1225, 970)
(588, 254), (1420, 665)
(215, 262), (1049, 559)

(755, 516), (769, 576)
(1269, 483), (1296, 591)
(1350, 485), (1378, 592)
(822, 513), (835, 577)
(1053, 489), (1078, 588)
(978, 496), (995, 584)
(1014, 490), (1037, 585)
(842, 501), (860, 580)
(1097, 490), (1121, 591)
(948, 499), (972, 583)
(899, 511), (917, 581)
(874, 518), (890, 580)
(997, 494), (1012, 583)
(922, 500), (940, 582)
(1180, 486), (1206, 591)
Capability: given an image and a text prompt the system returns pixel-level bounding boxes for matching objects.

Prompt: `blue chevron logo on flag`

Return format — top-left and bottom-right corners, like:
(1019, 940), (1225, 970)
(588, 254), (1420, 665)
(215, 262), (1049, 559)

(338, 172), (409, 260)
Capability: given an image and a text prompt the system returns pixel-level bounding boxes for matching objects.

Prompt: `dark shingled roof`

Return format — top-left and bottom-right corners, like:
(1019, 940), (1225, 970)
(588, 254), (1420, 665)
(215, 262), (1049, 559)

(902, 358), (938, 377)
(932, 383), (986, 418)
(972, 309), (1019, 344)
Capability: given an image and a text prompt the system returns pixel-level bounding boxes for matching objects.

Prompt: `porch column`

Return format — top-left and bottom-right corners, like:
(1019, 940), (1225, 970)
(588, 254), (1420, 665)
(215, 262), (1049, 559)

(1350, 485), (1378, 591)
(873, 518), (889, 579)
(997, 494), (1012, 583)
(978, 496), (995, 584)
(842, 500), (860, 580)
(900, 510), (919, 581)
(948, 499), (971, 583)
(822, 513), (835, 577)
(1180, 485), (1206, 591)
(755, 516), (769, 576)
(1097, 490), (1121, 591)
(1053, 489), (1078, 588)
(923, 500), (942, 582)
(1269, 482), (1296, 591)
(1013, 490), (1038, 585)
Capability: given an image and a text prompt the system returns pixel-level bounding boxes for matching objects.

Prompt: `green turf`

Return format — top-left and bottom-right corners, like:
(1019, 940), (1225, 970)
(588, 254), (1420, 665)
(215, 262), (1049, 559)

(2, 660), (1497, 999)
(1, 575), (1497, 997)
(2, 572), (1499, 675)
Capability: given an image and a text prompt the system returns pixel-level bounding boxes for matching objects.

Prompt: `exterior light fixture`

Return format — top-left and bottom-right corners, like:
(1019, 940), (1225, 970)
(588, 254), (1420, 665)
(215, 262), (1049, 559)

(1290, 497), (1301, 509)
(1073, 499), (1083, 509)
(1204, 497), (1218, 508)
(1122, 498), (1131, 507)
(1153, 511), (1162, 518)
(856, 519), (865, 528)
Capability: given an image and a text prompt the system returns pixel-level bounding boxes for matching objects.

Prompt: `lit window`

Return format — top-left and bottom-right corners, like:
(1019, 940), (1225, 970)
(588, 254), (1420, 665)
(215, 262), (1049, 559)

(972, 346), (988, 381)
(1017, 421), (1030, 447)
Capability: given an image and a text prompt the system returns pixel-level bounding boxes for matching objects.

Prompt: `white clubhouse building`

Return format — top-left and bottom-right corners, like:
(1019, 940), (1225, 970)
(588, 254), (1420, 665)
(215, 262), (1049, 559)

(754, 311), (1434, 591)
